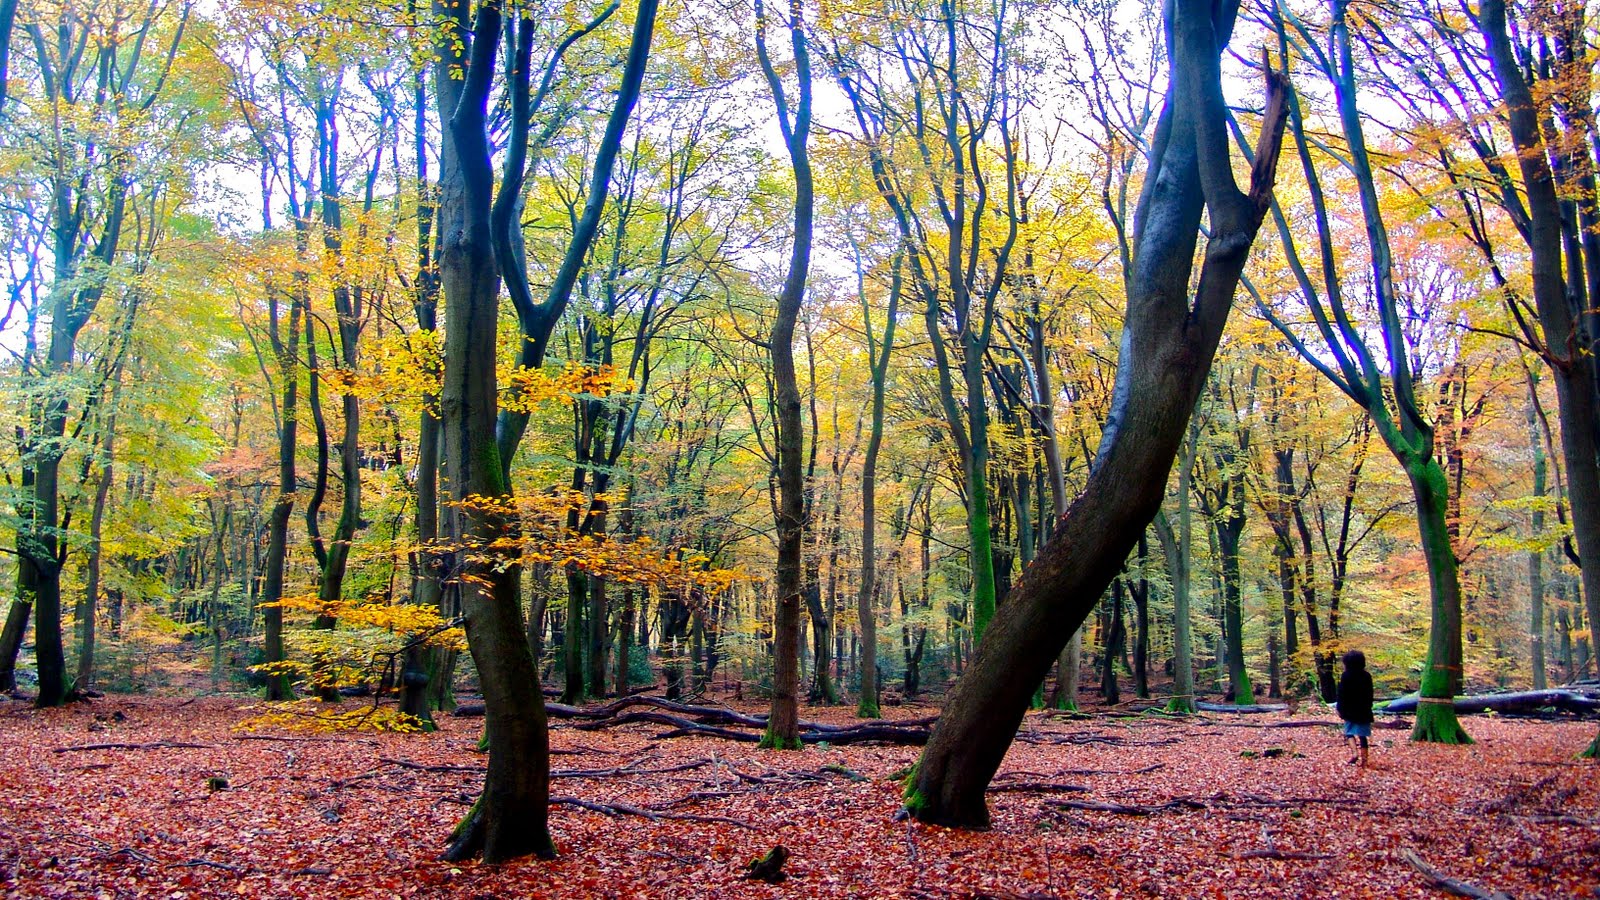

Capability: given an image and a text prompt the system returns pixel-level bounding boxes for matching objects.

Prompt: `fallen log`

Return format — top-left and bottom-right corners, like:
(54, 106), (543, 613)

(1195, 702), (1289, 714)
(1400, 848), (1511, 900)
(53, 741), (213, 753)
(458, 695), (936, 744)
(551, 795), (757, 831)
(1382, 690), (1600, 716)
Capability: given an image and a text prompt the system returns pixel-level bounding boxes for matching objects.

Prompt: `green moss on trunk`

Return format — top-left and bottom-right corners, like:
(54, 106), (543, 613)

(757, 726), (802, 750)
(1410, 699), (1473, 744)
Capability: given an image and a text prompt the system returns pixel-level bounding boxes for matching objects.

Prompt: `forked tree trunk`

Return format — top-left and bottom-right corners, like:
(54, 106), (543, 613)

(904, 0), (1286, 827)
(433, 0), (552, 863)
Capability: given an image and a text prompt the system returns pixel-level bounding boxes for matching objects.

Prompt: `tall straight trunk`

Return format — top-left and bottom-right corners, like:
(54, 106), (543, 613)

(562, 569), (585, 702)
(1160, 419), (1199, 711)
(805, 560), (835, 703)
(260, 286), (303, 703)
(76, 399), (118, 688)
(400, 200), (444, 727)
(588, 572), (608, 697)
(1100, 580), (1124, 705)
(1132, 539), (1150, 699)
(1557, 604), (1574, 682)
(1529, 377), (1548, 691)
(755, 0), (812, 751)
(904, 0), (1287, 826)
(1216, 512), (1252, 704)
(434, 0), (552, 863)
(614, 586), (634, 695)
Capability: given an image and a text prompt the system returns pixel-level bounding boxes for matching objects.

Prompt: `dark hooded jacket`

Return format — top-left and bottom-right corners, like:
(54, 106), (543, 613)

(1337, 669), (1374, 725)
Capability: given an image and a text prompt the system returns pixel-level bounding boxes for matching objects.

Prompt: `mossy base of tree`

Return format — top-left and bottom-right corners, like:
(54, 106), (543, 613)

(855, 699), (880, 719)
(1410, 700), (1473, 745)
(1581, 727), (1600, 759)
(1164, 697), (1196, 714)
(757, 726), (801, 750)
(1233, 671), (1254, 707)
(443, 793), (557, 864)
(1051, 694), (1078, 712)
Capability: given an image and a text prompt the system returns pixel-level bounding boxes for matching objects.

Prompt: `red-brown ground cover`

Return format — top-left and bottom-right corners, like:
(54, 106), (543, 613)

(1, 695), (1595, 899)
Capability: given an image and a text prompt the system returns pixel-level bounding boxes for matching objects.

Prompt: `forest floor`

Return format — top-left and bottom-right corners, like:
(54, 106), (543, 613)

(1, 693), (1596, 899)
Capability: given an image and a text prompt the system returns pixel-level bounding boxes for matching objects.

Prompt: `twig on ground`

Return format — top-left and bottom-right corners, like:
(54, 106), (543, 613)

(53, 741), (212, 753)
(550, 795), (757, 830)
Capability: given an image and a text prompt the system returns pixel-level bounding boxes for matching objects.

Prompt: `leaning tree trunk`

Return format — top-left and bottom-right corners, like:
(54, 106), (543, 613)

(904, 0), (1287, 827)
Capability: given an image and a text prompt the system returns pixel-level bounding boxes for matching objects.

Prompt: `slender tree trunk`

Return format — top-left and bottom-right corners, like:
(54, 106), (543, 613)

(588, 573), (608, 697)
(614, 586), (634, 695)
(755, 0), (812, 751)
(562, 569), (586, 703)
(77, 413), (117, 689)
(1529, 378), (1548, 691)
(1101, 580), (1125, 705)
(260, 286), (302, 703)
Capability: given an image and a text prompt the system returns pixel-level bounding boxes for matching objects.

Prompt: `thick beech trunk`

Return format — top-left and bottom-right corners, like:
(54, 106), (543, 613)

(433, 0), (552, 863)
(904, 0), (1286, 826)
(1481, 0), (1600, 757)
(1406, 460), (1472, 744)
